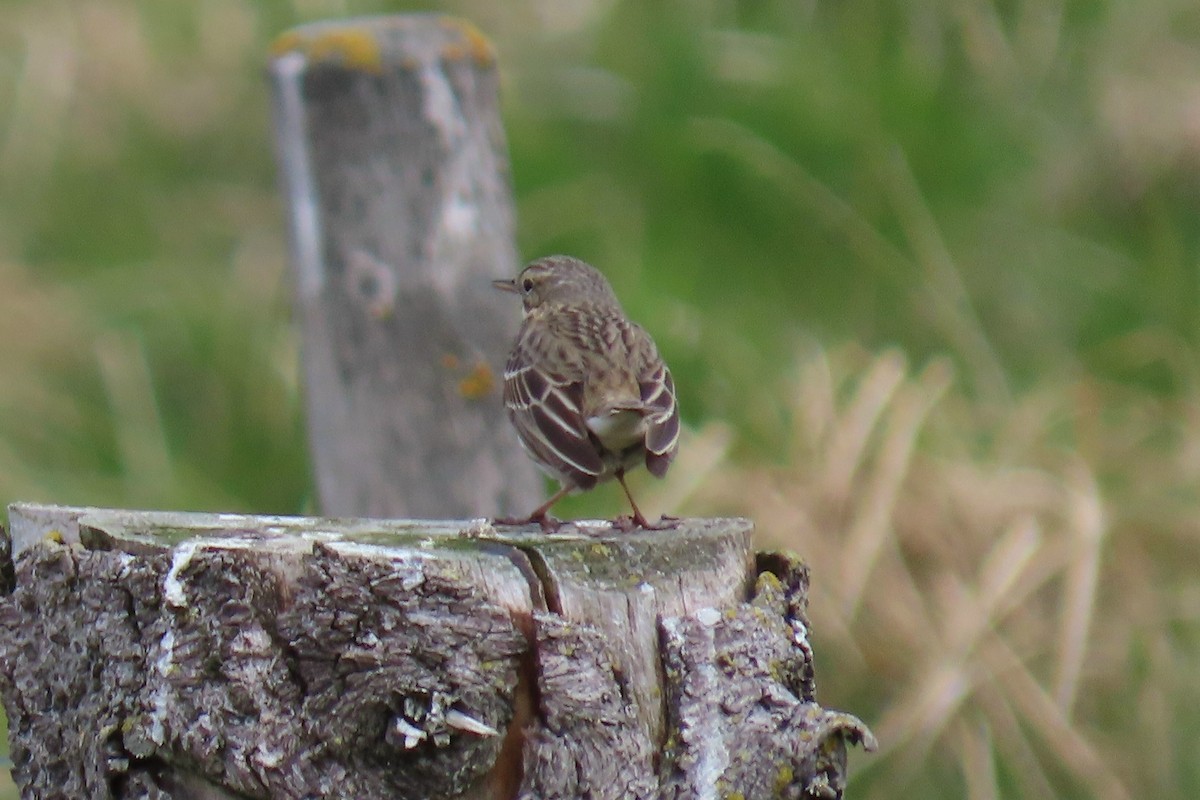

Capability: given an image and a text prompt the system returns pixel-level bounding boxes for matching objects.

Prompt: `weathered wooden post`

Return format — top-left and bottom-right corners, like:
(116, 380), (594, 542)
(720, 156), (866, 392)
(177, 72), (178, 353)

(0, 14), (875, 800)
(267, 15), (542, 518)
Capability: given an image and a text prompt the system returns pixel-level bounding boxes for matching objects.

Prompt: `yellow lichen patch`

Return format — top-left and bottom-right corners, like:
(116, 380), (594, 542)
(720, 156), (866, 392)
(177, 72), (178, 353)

(310, 29), (384, 73)
(270, 27), (384, 74)
(589, 542), (613, 559)
(754, 569), (783, 594)
(268, 30), (304, 58)
(43, 529), (64, 544)
(774, 765), (795, 793)
(439, 17), (497, 66)
(458, 361), (496, 399)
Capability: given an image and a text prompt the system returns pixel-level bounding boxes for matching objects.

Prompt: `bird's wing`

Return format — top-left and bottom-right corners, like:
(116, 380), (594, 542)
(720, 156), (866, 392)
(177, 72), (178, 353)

(503, 335), (604, 489)
(631, 328), (680, 478)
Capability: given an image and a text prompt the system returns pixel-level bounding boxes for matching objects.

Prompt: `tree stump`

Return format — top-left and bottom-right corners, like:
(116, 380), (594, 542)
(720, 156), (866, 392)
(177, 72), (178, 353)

(0, 503), (875, 799)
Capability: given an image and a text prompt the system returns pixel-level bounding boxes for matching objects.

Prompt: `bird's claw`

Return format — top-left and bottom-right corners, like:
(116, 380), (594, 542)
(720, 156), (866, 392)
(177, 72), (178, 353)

(491, 514), (564, 533)
(611, 513), (680, 532)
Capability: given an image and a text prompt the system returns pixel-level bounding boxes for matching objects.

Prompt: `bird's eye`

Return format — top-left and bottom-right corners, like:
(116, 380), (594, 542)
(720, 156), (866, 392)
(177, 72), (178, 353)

(522, 278), (535, 293)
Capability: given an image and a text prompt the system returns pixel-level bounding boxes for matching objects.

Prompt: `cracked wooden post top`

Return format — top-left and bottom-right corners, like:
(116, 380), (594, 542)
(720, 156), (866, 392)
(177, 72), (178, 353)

(0, 503), (875, 799)
(267, 15), (542, 519)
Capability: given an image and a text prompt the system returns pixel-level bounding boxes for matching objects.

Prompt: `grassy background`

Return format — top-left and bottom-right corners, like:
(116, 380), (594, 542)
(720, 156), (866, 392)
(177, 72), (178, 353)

(2, 0), (1199, 797)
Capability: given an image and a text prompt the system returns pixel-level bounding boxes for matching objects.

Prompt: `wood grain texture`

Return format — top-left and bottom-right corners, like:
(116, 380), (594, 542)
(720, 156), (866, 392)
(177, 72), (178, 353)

(267, 15), (542, 518)
(0, 504), (874, 799)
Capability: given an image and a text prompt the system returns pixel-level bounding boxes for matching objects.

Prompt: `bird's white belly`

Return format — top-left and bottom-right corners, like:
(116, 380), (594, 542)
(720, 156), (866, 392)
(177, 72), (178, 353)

(586, 409), (646, 452)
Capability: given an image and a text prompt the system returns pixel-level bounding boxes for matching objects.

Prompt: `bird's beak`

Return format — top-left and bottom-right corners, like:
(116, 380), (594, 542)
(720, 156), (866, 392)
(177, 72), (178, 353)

(492, 277), (519, 293)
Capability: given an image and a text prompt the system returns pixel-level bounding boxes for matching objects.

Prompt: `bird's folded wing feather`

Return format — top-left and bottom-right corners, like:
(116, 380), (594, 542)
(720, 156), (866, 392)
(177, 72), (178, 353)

(630, 323), (680, 477)
(504, 349), (604, 488)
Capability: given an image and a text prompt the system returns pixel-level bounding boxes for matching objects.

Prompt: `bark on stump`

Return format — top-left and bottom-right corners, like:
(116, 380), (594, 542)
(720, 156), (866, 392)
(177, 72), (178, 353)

(0, 503), (874, 799)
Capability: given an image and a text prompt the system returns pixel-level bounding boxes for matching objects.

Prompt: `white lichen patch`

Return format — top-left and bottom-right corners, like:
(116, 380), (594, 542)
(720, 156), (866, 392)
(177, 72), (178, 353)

(440, 191), (478, 238)
(254, 741), (286, 769)
(790, 617), (809, 646)
(147, 627), (176, 746)
(574, 519), (615, 529)
(162, 541), (200, 609)
(320, 539), (406, 559)
(458, 518), (493, 537)
(418, 62), (465, 145)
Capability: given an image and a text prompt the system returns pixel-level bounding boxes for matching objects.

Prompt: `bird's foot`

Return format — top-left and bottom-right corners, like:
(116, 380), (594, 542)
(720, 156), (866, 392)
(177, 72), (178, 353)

(536, 515), (565, 533)
(492, 514), (564, 533)
(612, 514), (638, 532)
(612, 513), (680, 532)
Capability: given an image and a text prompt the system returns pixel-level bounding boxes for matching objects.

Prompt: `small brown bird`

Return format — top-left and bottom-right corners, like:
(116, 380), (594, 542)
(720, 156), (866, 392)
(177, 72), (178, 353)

(493, 255), (680, 528)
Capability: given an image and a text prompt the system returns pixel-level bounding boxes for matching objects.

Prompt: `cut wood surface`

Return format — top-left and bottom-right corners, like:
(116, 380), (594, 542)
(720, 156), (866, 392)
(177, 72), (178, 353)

(268, 15), (543, 519)
(0, 503), (875, 799)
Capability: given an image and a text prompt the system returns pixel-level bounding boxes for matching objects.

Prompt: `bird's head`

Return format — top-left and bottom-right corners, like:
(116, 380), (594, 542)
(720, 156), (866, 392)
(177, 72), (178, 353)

(493, 255), (620, 314)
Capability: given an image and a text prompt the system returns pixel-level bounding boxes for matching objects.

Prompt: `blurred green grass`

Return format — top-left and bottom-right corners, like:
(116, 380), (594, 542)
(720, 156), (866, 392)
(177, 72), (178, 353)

(1, 0), (1199, 798)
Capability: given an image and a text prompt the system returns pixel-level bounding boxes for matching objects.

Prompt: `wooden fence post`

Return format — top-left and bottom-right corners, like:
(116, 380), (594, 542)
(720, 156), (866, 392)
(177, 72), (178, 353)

(267, 15), (543, 518)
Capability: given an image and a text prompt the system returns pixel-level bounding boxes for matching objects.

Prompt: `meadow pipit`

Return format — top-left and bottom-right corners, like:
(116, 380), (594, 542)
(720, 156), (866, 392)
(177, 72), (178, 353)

(493, 255), (680, 529)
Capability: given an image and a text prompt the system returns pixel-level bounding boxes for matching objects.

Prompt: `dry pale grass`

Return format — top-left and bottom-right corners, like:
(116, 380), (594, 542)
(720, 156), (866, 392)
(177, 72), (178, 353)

(648, 342), (1200, 799)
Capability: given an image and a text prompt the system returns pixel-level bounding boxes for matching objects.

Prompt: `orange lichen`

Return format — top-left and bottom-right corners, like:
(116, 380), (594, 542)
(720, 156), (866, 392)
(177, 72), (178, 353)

(441, 353), (461, 370)
(268, 30), (304, 58)
(269, 26), (384, 74)
(439, 17), (497, 66)
(458, 362), (496, 400)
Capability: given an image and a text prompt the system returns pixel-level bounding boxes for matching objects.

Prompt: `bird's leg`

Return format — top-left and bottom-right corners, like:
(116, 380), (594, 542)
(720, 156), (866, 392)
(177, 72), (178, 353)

(494, 485), (571, 531)
(614, 470), (652, 530)
(613, 470), (681, 530)
(526, 487), (568, 533)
